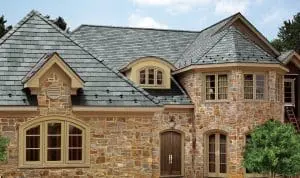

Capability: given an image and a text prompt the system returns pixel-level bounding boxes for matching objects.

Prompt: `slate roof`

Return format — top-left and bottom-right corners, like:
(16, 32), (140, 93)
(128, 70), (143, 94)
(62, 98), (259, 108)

(191, 26), (277, 65)
(72, 13), (280, 69)
(144, 78), (191, 105)
(71, 25), (199, 70)
(0, 10), (160, 106)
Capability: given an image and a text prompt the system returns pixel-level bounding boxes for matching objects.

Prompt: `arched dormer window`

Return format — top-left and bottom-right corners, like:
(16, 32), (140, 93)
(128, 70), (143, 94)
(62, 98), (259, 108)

(19, 116), (90, 168)
(139, 67), (164, 86)
(121, 57), (176, 89)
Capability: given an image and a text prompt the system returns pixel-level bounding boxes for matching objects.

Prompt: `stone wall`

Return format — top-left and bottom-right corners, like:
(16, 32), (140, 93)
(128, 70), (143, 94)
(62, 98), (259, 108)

(179, 68), (284, 178)
(0, 111), (195, 178)
(0, 64), (195, 178)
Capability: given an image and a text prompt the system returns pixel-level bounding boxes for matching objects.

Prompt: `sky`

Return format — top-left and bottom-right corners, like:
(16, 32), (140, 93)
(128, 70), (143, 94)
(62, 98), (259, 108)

(1, 0), (300, 40)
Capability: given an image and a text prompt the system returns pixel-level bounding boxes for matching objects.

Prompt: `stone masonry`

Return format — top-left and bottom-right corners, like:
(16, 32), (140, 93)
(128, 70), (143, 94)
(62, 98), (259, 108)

(179, 68), (284, 178)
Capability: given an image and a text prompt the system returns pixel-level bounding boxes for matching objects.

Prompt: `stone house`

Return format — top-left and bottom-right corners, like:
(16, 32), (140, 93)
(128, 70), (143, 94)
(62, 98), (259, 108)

(0, 10), (298, 178)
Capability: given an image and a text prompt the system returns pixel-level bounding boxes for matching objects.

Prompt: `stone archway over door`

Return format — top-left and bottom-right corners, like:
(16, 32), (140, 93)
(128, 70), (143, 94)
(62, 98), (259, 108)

(160, 131), (182, 176)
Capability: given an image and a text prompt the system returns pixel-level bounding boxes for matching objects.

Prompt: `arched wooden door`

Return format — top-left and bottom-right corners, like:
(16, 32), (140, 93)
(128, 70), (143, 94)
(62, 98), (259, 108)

(160, 131), (182, 176)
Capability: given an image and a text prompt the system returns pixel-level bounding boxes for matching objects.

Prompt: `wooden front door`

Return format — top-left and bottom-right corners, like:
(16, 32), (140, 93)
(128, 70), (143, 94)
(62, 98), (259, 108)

(160, 131), (182, 176)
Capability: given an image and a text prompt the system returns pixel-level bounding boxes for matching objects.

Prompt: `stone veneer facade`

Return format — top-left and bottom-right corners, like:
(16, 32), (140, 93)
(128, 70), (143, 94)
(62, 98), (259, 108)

(0, 65), (284, 178)
(178, 68), (284, 178)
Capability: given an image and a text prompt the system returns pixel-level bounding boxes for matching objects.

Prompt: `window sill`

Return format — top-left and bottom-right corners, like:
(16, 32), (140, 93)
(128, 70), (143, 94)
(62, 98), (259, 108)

(160, 175), (183, 178)
(208, 173), (227, 177)
(140, 85), (168, 89)
(19, 163), (90, 169)
(205, 100), (230, 103)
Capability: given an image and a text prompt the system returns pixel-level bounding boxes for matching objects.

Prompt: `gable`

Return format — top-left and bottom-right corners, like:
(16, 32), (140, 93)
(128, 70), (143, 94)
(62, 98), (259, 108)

(221, 14), (280, 57)
(0, 10), (158, 106)
(23, 53), (84, 94)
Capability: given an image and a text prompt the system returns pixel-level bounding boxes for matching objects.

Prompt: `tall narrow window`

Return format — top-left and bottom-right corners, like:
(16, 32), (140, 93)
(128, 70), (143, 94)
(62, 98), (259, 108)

(218, 75), (228, 100)
(68, 125), (83, 161)
(244, 74), (254, 99)
(256, 75), (265, 100)
(206, 75), (215, 100)
(20, 118), (89, 167)
(208, 134), (216, 172)
(207, 133), (227, 177)
(244, 74), (266, 100)
(157, 71), (163, 85)
(26, 125), (40, 162)
(139, 70), (146, 84)
(205, 74), (228, 100)
(160, 131), (183, 176)
(219, 134), (227, 173)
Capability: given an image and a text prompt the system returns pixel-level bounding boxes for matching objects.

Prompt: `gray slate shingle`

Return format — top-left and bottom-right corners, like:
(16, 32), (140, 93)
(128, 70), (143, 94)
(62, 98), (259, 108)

(0, 10), (159, 106)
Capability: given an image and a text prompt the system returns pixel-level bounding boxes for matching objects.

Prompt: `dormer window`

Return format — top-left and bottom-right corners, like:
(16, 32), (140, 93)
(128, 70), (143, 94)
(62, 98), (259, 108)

(139, 67), (164, 87)
(121, 57), (176, 89)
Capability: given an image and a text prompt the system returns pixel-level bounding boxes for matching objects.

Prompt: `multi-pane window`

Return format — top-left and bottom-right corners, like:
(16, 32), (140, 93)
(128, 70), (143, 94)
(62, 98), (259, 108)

(139, 67), (164, 86)
(208, 133), (227, 177)
(25, 125), (40, 162)
(21, 119), (88, 167)
(206, 74), (228, 100)
(244, 74), (265, 100)
(284, 79), (295, 105)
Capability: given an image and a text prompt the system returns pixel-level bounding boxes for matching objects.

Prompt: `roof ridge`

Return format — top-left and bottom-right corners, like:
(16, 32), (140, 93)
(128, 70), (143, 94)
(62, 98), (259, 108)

(174, 12), (240, 66)
(32, 10), (160, 105)
(72, 24), (201, 34)
(193, 29), (231, 64)
(0, 10), (36, 46)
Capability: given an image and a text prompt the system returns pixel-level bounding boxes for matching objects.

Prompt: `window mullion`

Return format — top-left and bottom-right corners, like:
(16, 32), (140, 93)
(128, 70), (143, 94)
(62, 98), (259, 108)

(253, 74), (256, 100)
(216, 74), (218, 100)
(154, 69), (157, 85)
(63, 121), (66, 164)
(216, 134), (220, 175)
(42, 122), (46, 165)
(146, 69), (149, 85)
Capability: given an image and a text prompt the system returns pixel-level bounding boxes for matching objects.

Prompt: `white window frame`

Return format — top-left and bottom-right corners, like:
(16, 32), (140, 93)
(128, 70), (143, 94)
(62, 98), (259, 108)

(284, 78), (295, 106)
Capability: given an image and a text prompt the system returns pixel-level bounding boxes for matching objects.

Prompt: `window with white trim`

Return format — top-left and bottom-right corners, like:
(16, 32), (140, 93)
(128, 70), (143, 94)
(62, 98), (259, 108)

(139, 67), (164, 87)
(20, 118), (89, 167)
(244, 74), (265, 100)
(205, 74), (228, 100)
(284, 79), (295, 105)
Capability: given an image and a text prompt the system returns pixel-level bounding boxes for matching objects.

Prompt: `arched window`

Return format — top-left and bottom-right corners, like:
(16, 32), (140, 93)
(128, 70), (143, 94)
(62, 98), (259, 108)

(207, 132), (227, 177)
(160, 130), (184, 177)
(139, 67), (164, 86)
(19, 116), (89, 167)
